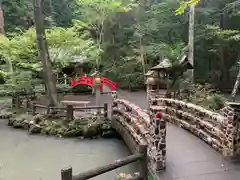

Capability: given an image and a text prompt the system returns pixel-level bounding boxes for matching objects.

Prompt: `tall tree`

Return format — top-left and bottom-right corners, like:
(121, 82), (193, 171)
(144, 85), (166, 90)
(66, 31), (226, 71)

(188, 5), (195, 81)
(231, 59), (240, 101)
(0, 0), (4, 34)
(33, 0), (58, 106)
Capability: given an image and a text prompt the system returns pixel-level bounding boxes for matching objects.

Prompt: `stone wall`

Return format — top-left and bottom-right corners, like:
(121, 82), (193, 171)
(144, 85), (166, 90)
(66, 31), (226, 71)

(150, 97), (240, 158)
(112, 97), (240, 172)
(112, 98), (165, 171)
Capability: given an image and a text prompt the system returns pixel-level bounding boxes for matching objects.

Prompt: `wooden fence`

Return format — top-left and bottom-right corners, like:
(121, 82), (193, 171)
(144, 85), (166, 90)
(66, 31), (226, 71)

(12, 93), (108, 120)
(32, 103), (108, 120)
(61, 145), (148, 180)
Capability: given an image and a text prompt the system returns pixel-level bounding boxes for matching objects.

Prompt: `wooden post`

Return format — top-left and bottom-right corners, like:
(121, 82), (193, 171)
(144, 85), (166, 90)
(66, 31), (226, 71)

(138, 145), (148, 180)
(32, 103), (36, 116)
(16, 95), (21, 108)
(61, 167), (72, 180)
(66, 105), (74, 121)
(104, 103), (108, 118)
(47, 105), (50, 114)
(26, 97), (30, 110)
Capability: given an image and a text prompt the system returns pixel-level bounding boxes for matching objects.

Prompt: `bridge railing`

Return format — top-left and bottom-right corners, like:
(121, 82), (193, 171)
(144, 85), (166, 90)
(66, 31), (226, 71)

(112, 98), (166, 171)
(149, 97), (237, 157)
(61, 145), (148, 180)
(112, 99), (151, 145)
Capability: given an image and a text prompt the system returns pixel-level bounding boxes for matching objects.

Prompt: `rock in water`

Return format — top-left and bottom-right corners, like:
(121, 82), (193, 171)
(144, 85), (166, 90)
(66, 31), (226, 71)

(23, 120), (30, 130)
(0, 110), (12, 119)
(8, 118), (15, 126)
(83, 122), (101, 138)
(101, 130), (116, 138)
(12, 121), (23, 129)
(29, 124), (42, 134)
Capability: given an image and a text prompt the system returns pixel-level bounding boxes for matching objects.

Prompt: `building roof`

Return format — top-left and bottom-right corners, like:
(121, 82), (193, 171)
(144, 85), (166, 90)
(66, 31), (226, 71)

(150, 59), (172, 71)
(145, 71), (155, 76)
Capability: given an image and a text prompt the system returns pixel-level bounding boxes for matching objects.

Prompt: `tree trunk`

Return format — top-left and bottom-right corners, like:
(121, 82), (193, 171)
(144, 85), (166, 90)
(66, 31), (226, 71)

(139, 38), (146, 75)
(231, 60), (240, 102)
(33, 0), (58, 106)
(0, 0), (5, 34)
(188, 5), (195, 82)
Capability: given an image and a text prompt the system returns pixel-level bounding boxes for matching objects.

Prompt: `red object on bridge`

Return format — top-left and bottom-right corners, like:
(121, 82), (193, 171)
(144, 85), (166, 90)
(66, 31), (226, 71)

(155, 112), (163, 119)
(71, 76), (118, 92)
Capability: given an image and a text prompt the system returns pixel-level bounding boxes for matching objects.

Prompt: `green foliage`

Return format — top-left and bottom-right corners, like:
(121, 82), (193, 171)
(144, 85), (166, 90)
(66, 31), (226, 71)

(74, 0), (135, 67)
(204, 94), (226, 111)
(46, 27), (100, 72)
(1, 0), (240, 92)
(176, 0), (200, 14)
(0, 27), (100, 93)
(187, 83), (226, 111)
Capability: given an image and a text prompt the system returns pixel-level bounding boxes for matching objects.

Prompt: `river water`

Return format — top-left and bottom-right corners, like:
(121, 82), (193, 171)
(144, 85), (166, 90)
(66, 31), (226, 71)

(0, 91), (140, 180)
(0, 89), (237, 180)
(0, 120), (137, 180)
(0, 92), (145, 180)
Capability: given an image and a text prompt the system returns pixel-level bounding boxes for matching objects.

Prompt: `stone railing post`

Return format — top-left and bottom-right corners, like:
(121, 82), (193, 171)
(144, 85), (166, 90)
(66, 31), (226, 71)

(150, 112), (166, 171)
(221, 102), (240, 158)
(12, 94), (16, 108)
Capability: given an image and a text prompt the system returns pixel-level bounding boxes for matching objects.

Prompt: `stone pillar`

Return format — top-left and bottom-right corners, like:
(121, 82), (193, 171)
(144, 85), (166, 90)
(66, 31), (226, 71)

(95, 86), (101, 114)
(150, 114), (166, 171)
(146, 84), (150, 111)
(220, 102), (240, 158)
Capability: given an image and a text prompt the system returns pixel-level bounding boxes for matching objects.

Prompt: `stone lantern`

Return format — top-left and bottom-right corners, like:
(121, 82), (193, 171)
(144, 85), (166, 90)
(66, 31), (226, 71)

(148, 55), (193, 101)
(91, 71), (103, 112)
(91, 71), (103, 87)
(146, 59), (172, 99)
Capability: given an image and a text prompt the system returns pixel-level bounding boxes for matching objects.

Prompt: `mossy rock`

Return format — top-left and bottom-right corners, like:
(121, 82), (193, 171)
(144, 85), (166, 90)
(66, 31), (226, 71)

(13, 113), (33, 123)
(83, 121), (102, 138)
(13, 121), (24, 129)
(63, 128), (84, 137)
(29, 124), (42, 134)
(8, 118), (15, 126)
(0, 111), (12, 119)
(32, 114), (45, 124)
(101, 122), (112, 131)
(101, 130), (117, 138)
(23, 120), (30, 130)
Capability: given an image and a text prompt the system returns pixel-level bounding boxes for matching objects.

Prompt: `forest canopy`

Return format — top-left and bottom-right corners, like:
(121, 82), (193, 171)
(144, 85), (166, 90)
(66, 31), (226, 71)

(0, 0), (240, 91)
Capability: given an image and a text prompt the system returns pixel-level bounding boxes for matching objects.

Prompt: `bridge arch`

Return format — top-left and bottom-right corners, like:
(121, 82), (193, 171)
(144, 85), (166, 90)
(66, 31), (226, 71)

(71, 76), (117, 93)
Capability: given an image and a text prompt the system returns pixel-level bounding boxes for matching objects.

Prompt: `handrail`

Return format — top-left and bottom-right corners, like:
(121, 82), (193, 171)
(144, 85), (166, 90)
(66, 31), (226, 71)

(73, 106), (104, 110)
(61, 145), (148, 180)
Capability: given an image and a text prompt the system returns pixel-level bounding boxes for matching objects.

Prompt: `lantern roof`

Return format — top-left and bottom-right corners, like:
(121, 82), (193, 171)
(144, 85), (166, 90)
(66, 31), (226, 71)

(145, 70), (155, 76)
(178, 54), (193, 69)
(150, 59), (172, 71)
(91, 70), (103, 77)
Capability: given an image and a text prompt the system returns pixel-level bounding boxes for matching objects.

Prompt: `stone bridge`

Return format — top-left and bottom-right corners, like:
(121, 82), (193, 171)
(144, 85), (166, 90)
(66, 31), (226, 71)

(111, 96), (240, 179)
